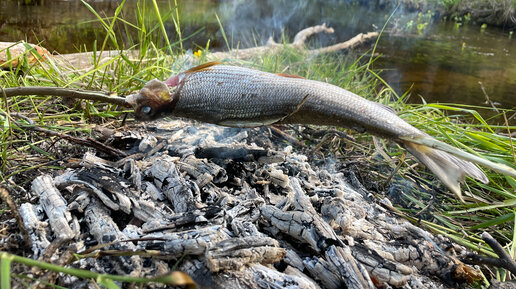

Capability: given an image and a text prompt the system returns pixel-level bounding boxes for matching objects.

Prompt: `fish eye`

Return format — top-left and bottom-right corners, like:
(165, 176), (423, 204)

(141, 106), (152, 115)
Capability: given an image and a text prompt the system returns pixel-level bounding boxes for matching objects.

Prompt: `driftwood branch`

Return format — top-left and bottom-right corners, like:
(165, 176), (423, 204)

(1, 24), (377, 73)
(0, 25), (376, 111)
(309, 32), (380, 55)
(209, 23), (378, 60)
(292, 24), (335, 46)
(31, 175), (79, 244)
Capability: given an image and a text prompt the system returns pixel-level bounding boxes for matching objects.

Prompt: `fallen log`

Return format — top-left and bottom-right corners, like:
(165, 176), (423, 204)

(0, 41), (49, 68)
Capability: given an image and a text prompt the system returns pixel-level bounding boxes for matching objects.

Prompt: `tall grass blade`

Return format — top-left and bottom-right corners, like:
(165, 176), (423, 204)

(216, 14), (230, 50)
(1, 252), (13, 289)
(152, 0), (173, 54)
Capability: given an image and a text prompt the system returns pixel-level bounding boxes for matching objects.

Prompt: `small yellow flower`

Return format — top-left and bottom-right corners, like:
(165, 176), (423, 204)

(194, 49), (202, 58)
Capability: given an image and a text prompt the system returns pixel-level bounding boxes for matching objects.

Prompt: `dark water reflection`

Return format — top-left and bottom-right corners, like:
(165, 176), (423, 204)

(379, 23), (516, 109)
(1, 0), (514, 110)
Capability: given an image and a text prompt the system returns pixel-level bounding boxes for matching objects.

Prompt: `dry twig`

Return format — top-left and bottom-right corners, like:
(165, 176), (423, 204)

(463, 232), (516, 275)
(0, 186), (30, 248)
(6, 113), (127, 157)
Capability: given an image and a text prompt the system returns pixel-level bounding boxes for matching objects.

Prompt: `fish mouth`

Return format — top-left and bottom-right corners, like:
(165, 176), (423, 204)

(125, 93), (139, 107)
(126, 79), (178, 108)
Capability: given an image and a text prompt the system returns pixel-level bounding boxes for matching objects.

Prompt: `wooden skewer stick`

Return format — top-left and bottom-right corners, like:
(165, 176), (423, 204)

(1, 86), (128, 106)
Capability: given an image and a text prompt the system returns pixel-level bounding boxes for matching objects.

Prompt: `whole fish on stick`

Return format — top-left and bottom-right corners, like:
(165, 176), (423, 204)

(126, 61), (516, 201)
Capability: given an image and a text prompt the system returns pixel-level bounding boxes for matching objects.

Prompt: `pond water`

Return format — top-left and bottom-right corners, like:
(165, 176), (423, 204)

(1, 0), (515, 111)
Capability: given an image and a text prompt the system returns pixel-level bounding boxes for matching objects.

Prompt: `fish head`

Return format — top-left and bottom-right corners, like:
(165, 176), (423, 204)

(126, 78), (178, 121)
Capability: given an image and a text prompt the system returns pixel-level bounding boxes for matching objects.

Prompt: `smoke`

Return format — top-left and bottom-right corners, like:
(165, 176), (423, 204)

(217, 0), (312, 47)
(215, 0), (440, 49)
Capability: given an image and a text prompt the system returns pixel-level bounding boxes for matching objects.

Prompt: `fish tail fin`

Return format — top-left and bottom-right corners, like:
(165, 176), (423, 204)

(402, 139), (489, 202)
(400, 135), (516, 177)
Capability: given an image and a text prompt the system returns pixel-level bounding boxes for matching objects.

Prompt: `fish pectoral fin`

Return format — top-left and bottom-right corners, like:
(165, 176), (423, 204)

(277, 93), (311, 123)
(218, 117), (284, 128)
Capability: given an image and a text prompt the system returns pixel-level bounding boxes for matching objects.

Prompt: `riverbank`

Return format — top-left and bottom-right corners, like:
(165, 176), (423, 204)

(393, 0), (516, 27)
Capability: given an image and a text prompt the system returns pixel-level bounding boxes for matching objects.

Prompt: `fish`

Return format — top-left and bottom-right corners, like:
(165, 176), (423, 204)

(126, 61), (516, 201)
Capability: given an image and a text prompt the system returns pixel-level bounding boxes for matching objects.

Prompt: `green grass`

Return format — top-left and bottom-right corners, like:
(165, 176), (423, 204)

(0, 0), (515, 287)
(0, 251), (194, 289)
(0, 1), (182, 284)
(0, 0), (179, 183)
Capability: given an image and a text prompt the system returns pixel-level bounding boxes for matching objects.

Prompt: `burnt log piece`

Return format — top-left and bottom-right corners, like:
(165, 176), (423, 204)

(261, 177), (375, 289)
(230, 219), (263, 237)
(54, 167), (169, 222)
(76, 168), (133, 214)
(206, 236), (286, 272)
(304, 256), (343, 289)
(261, 178), (342, 253)
(326, 245), (376, 289)
(225, 187), (265, 222)
(142, 207), (225, 233)
(54, 169), (125, 213)
(143, 225), (231, 258)
(350, 243), (412, 287)
(147, 155), (200, 213)
(84, 198), (143, 276)
(195, 146), (285, 164)
(19, 203), (50, 258)
(178, 155), (228, 187)
(31, 175), (79, 242)
(238, 264), (321, 289)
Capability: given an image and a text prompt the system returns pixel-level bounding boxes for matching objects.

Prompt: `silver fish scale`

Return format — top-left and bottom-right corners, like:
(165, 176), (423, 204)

(173, 65), (423, 138)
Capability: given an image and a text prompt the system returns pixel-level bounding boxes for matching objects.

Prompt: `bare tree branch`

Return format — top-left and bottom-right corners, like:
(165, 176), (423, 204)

(292, 23), (335, 46)
(309, 32), (379, 56)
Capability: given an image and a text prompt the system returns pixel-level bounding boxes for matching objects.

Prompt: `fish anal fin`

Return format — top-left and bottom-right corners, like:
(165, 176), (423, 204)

(185, 61), (222, 74)
(276, 73), (305, 79)
(218, 116), (285, 128)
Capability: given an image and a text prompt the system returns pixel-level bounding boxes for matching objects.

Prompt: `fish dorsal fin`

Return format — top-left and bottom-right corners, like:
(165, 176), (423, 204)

(185, 61), (222, 74)
(276, 73), (305, 79)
